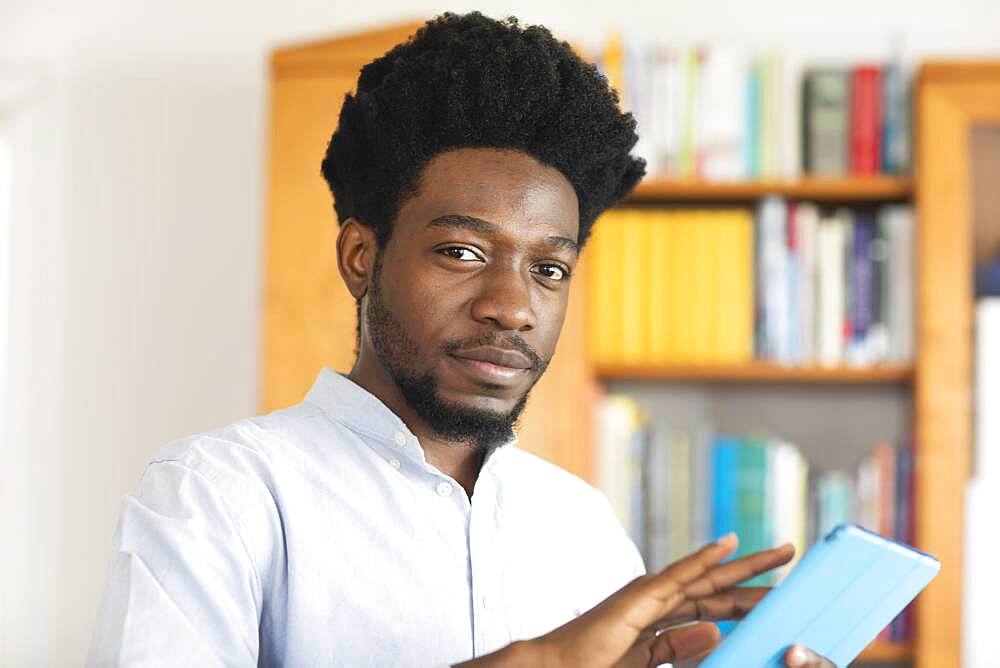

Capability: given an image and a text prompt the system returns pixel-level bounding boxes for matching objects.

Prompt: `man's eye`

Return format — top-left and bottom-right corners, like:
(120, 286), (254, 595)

(439, 247), (481, 262)
(532, 264), (568, 281)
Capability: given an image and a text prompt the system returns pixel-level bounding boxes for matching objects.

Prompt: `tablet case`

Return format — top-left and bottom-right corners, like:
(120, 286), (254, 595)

(699, 523), (940, 667)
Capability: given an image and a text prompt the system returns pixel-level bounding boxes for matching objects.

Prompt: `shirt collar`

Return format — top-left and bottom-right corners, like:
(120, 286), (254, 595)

(303, 368), (517, 475)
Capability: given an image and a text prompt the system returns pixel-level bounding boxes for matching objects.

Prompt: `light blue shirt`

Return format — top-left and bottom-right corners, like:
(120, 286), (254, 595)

(88, 369), (645, 667)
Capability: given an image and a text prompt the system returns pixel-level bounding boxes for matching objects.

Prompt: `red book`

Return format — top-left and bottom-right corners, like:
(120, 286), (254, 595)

(850, 66), (883, 174)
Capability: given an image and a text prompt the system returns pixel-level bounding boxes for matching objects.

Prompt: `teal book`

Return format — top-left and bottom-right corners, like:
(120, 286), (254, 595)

(738, 439), (770, 585)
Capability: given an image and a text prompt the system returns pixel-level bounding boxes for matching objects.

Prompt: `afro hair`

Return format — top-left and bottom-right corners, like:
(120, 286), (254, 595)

(320, 11), (646, 249)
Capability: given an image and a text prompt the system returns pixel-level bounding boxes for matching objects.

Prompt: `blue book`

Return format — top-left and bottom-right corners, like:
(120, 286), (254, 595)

(848, 211), (875, 363)
(711, 437), (740, 541)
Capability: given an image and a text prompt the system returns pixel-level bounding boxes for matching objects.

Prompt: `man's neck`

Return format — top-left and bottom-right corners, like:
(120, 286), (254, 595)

(347, 360), (485, 498)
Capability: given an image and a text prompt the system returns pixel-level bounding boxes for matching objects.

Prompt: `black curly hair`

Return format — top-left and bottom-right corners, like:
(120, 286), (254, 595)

(320, 11), (646, 250)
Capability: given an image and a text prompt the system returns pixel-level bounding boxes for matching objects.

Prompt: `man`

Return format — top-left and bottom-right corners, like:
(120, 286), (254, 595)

(89, 12), (832, 667)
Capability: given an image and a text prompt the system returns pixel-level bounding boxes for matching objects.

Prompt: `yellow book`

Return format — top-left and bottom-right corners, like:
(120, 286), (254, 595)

(734, 209), (756, 363)
(690, 211), (712, 364)
(673, 212), (695, 363)
(620, 210), (647, 365)
(646, 211), (671, 365)
(663, 212), (682, 364)
(705, 212), (724, 364)
(713, 211), (736, 363)
(588, 210), (616, 366)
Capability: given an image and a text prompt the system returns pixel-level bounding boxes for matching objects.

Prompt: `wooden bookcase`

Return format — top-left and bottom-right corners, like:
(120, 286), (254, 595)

(262, 19), (994, 666)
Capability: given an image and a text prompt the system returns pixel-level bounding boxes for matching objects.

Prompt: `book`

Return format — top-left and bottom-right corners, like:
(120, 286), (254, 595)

(882, 58), (909, 174)
(847, 212), (875, 366)
(849, 66), (883, 174)
(817, 211), (848, 366)
(802, 69), (849, 175)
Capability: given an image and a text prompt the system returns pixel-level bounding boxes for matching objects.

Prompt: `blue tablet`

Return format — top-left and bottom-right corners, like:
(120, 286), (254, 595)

(700, 523), (940, 667)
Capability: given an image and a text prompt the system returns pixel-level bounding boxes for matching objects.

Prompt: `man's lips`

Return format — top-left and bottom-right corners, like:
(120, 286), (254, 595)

(447, 346), (534, 387)
(450, 346), (533, 370)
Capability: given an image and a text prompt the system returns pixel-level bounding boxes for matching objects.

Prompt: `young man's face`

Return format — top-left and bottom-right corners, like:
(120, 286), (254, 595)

(362, 147), (580, 447)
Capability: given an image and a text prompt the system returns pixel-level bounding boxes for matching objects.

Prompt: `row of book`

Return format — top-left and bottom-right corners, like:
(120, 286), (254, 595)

(595, 393), (915, 640)
(756, 199), (914, 366)
(587, 208), (755, 366)
(590, 38), (909, 180)
(586, 202), (914, 367)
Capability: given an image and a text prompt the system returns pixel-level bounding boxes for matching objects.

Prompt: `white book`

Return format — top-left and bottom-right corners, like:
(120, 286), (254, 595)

(796, 203), (820, 364)
(657, 47), (682, 178)
(780, 52), (803, 179)
(699, 45), (746, 181)
(759, 51), (784, 179)
(768, 440), (807, 580)
(644, 426), (672, 571)
(893, 206), (915, 362)
(597, 396), (639, 536)
(759, 197), (790, 362)
(626, 39), (658, 177)
(668, 431), (692, 563)
(818, 213), (847, 366)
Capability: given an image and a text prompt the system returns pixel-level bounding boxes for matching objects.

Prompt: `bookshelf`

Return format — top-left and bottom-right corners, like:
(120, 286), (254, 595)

(596, 362), (913, 384)
(262, 19), (993, 667)
(630, 176), (913, 202)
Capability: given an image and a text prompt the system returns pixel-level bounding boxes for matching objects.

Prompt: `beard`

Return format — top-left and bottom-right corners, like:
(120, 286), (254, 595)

(364, 254), (548, 452)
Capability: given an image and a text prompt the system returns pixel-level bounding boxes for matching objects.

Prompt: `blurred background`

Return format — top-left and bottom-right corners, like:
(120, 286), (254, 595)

(2, 1), (999, 666)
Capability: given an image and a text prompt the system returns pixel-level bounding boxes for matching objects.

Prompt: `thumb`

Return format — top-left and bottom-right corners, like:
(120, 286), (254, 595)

(648, 623), (721, 666)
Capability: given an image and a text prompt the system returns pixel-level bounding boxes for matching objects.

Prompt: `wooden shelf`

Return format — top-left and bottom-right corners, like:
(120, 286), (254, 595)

(858, 640), (913, 663)
(626, 176), (913, 203)
(596, 362), (914, 384)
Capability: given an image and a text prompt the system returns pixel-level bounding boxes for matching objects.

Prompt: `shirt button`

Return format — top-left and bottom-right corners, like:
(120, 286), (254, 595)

(394, 432), (407, 446)
(481, 594), (492, 610)
(388, 458), (401, 469)
(436, 482), (453, 497)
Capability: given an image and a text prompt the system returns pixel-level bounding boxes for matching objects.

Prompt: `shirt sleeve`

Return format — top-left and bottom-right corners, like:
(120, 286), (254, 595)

(87, 460), (263, 667)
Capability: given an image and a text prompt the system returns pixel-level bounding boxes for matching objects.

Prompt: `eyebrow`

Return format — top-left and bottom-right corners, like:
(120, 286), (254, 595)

(427, 214), (579, 253)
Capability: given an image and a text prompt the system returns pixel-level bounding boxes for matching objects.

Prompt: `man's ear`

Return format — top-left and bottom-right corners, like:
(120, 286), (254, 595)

(336, 218), (377, 300)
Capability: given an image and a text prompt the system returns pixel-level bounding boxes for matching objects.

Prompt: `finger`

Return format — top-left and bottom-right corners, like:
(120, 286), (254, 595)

(652, 587), (769, 627)
(659, 533), (741, 589)
(647, 622), (721, 665)
(683, 543), (795, 598)
(613, 534), (740, 632)
(785, 644), (837, 667)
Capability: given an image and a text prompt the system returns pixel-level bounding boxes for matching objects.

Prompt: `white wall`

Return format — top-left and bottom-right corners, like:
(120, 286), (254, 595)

(2, 0), (999, 664)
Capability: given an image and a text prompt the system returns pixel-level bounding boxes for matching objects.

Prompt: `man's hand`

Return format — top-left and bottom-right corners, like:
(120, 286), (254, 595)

(455, 533), (836, 667)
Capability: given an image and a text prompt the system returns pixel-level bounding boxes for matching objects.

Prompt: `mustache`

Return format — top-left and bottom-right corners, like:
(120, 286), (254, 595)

(442, 332), (547, 373)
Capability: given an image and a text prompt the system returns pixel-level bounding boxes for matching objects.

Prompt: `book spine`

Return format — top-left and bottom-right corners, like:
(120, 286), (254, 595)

(643, 428), (671, 571)
(759, 197), (789, 362)
(850, 66), (883, 174)
(868, 210), (890, 362)
(738, 439), (770, 584)
(849, 212), (874, 365)
(796, 204), (820, 363)
(620, 211), (647, 364)
(882, 60), (906, 174)
(842, 213), (855, 362)
(803, 69), (848, 175)
(711, 438), (739, 541)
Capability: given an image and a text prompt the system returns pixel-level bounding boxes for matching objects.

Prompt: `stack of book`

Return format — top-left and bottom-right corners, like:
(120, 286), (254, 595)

(590, 36), (909, 179)
(755, 198), (914, 366)
(588, 208), (755, 367)
(595, 393), (916, 640)
(586, 202), (913, 368)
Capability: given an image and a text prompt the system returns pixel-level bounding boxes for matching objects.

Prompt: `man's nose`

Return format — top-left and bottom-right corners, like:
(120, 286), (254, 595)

(469, 265), (537, 332)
